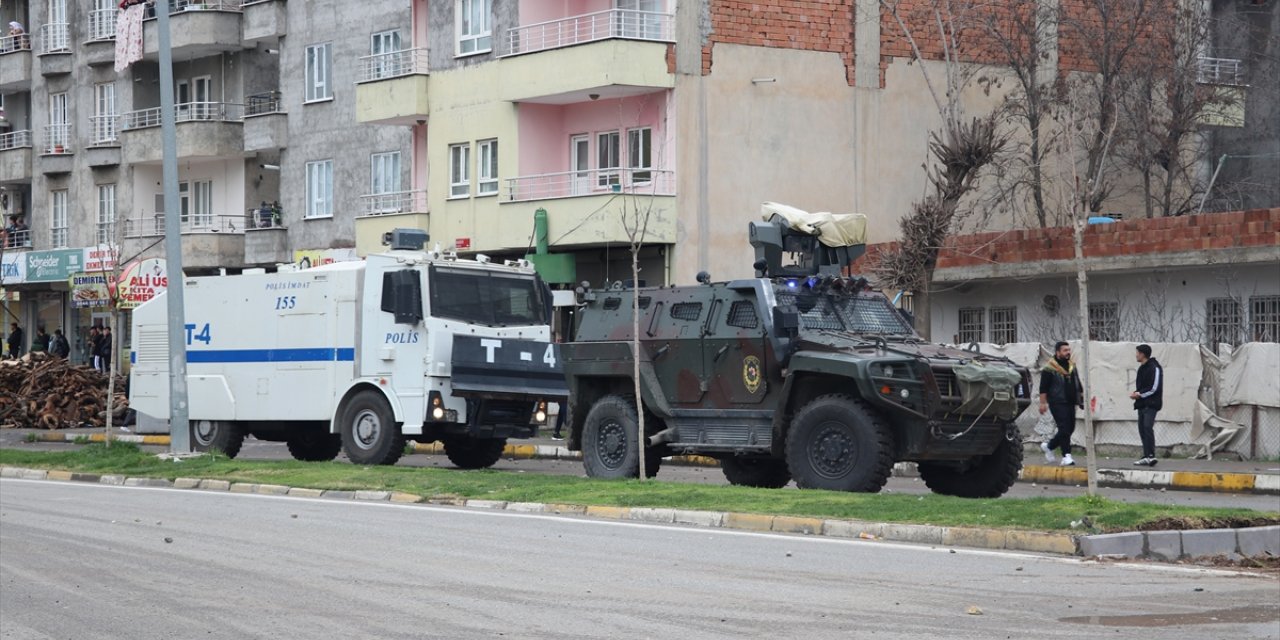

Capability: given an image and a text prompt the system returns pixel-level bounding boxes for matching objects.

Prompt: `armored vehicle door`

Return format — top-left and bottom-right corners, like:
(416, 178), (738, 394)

(643, 295), (708, 406)
(702, 294), (770, 405)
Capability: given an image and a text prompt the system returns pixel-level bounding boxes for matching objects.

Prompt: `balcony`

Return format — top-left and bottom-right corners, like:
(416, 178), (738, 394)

(500, 169), (677, 246)
(355, 48), (430, 125)
(120, 102), (245, 164)
(86, 116), (122, 167)
(243, 91), (287, 151)
(242, 0), (287, 44)
(354, 190), (429, 257)
(1196, 57), (1247, 128)
(37, 23), (71, 76)
(496, 38), (673, 104)
(244, 207), (288, 265)
(143, 0), (244, 62)
(1197, 57), (1244, 86)
(2, 228), (32, 252)
(0, 130), (33, 183)
(39, 124), (73, 173)
(84, 9), (118, 66)
(0, 35), (33, 91)
(504, 9), (675, 57)
(124, 213), (248, 270)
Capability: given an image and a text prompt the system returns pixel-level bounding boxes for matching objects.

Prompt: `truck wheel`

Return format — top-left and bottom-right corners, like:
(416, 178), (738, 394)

(721, 457), (791, 489)
(191, 420), (245, 459)
(339, 391), (404, 466)
(785, 395), (893, 493)
(286, 429), (342, 462)
(918, 428), (1023, 498)
(443, 437), (507, 469)
(582, 394), (660, 479)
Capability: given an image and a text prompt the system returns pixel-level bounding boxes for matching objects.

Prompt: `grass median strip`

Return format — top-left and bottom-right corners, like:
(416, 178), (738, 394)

(2, 444), (1273, 533)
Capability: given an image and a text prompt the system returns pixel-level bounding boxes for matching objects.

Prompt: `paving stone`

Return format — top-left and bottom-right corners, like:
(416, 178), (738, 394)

(46, 470), (73, 481)
(672, 509), (724, 528)
(465, 500), (508, 509)
(723, 512), (775, 532)
(504, 502), (546, 513)
(1181, 528), (1239, 559)
(124, 477), (172, 487)
(229, 483), (258, 494)
(772, 516), (823, 535)
(173, 478), (202, 489)
(1236, 525), (1280, 558)
(629, 508), (676, 524)
(1079, 532), (1144, 558)
(287, 488), (325, 498)
(822, 520), (883, 539)
(322, 490), (356, 500)
(881, 524), (944, 545)
(199, 479), (231, 491)
(255, 484), (291, 496)
(1145, 530), (1182, 561)
(354, 490), (391, 501)
(99, 474), (126, 486)
(19, 470), (48, 480)
(388, 492), (422, 503)
(0, 467), (22, 478)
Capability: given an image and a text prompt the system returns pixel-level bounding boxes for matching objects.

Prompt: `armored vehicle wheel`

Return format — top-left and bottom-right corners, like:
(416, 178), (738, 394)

(443, 437), (507, 469)
(721, 457), (791, 489)
(918, 428), (1023, 498)
(286, 428), (342, 462)
(785, 395), (893, 492)
(582, 395), (661, 479)
(339, 390), (405, 466)
(192, 420), (245, 458)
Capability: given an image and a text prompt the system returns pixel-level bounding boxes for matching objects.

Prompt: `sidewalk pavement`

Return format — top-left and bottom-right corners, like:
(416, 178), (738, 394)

(15, 428), (1280, 495)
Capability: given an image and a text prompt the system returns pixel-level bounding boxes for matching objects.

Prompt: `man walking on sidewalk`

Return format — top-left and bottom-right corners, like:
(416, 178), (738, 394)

(1039, 341), (1085, 466)
(1129, 344), (1163, 467)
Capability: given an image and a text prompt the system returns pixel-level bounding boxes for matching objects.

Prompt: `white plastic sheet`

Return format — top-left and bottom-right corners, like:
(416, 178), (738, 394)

(1219, 342), (1280, 408)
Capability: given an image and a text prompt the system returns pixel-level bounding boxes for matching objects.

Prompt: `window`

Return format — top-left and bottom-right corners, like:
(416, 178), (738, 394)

(370, 151), (401, 195)
(305, 44), (332, 102)
(456, 0), (492, 55)
(93, 83), (116, 144)
(597, 131), (620, 187)
(429, 266), (546, 327)
(958, 307), (984, 344)
(727, 300), (759, 329)
(1250, 296), (1280, 343)
(306, 160), (334, 218)
(96, 184), (116, 245)
(1206, 297), (1243, 348)
(1088, 302), (1119, 342)
(477, 139), (498, 195)
(989, 306), (1017, 344)
(627, 127), (652, 183)
(370, 30), (404, 78)
(449, 143), (470, 198)
(50, 190), (68, 248)
(670, 302), (703, 321)
(191, 181), (213, 228)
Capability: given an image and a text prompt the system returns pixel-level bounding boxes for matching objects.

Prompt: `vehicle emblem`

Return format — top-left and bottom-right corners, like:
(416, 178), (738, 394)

(743, 355), (763, 394)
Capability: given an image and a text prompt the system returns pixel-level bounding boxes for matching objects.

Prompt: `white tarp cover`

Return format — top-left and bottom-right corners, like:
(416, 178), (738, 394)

(1068, 341), (1203, 425)
(1219, 342), (1280, 408)
(761, 202), (867, 247)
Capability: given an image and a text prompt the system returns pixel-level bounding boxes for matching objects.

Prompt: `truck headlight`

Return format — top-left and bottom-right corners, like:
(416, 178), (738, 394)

(432, 406), (446, 420)
(534, 401), (548, 424)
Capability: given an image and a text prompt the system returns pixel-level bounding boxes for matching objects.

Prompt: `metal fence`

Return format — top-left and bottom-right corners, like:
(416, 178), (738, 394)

(246, 207), (284, 229)
(88, 9), (117, 41)
(2, 228), (32, 250)
(0, 130), (32, 150)
(90, 115), (118, 145)
(505, 9), (675, 56)
(122, 102), (245, 130)
(1197, 56), (1244, 86)
(125, 213), (250, 237)
(42, 124), (72, 155)
(144, 0), (244, 18)
(0, 33), (32, 53)
(357, 48), (429, 83)
(358, 190), (428, 216)
(245, 91), (282, 116)
(504, 168), (675, 202)
(38, 23), (70, 54)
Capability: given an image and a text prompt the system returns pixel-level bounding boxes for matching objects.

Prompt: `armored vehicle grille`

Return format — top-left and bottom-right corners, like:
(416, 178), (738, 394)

(727, 301), (759, 328)
(135, 328), (169, 365)
(933, 369), (958, 398)
(670, 302), (703, 321)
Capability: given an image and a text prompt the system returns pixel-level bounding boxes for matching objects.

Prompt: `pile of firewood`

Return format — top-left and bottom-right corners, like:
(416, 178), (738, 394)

(0, 354), (129, 430)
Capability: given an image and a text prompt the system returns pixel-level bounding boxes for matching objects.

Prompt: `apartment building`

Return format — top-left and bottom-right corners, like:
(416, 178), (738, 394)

(0, 0), (412, 358)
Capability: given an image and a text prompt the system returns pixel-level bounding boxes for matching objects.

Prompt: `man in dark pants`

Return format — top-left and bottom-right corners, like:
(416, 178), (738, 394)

(1039, 341), (1085, 466)
(1129, 344), (1163, 466)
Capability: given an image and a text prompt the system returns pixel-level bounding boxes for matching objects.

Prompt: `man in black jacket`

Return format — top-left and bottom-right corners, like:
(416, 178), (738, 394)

(1129, 344), (1163, 466)
(1039, 341), (1085, 466)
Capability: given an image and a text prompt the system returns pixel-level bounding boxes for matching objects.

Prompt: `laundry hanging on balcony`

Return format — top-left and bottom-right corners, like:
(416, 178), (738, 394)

(114, 3), (145, 73)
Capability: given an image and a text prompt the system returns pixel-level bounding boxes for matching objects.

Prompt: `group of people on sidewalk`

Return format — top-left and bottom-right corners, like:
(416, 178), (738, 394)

(1039, 342), (1164, 468)
(4, 323), (114, 372)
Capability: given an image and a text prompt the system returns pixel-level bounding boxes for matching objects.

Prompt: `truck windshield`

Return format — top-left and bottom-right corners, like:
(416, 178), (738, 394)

(775, 290), (913, 335)
(429, 266), (545, 327)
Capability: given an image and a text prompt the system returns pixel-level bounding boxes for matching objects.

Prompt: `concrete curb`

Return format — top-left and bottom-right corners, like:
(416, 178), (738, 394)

(28, 434), (1277, 495)
(1, 464), (1079, 557)
(1079, 526), (1280, 561)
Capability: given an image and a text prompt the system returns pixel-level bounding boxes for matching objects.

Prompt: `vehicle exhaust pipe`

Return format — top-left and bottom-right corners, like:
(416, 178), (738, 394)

(647, 427), (678, 447)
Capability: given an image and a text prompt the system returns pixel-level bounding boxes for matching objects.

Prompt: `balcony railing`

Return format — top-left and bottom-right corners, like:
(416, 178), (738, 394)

(122, 102), (245, 130)
(144, 0), (245, 19)
(246, 206), (284, 229)
(2, 228), (32, 251)
(90, 115), (119, 145)
(358, 190), (428, 216)
(42, 124), (72, 155)
(88, 9), (118, 41)
(504, 169), (675, 202)
(245, 91), (282, 116)
(0, 33), (32, 53)
(125, 213), (250, 238)
(357, 48), (429, 83)
(0, 129), (33, 150)
(505, 9), (675, 56)
(1197, 56), (1244, 86)
(38, 23), (70, 54)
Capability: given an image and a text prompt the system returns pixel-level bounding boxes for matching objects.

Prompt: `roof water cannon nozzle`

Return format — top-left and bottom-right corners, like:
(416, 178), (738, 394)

(382, 228), (429, 251)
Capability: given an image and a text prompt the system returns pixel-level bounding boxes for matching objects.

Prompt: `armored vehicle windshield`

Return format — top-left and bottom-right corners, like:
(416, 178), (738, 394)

(774, 285), (913, 336)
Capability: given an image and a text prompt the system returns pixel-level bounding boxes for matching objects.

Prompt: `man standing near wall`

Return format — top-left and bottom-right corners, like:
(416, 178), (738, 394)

(1129, 344), (1163, 467)
(1039, 341), (1085, 466)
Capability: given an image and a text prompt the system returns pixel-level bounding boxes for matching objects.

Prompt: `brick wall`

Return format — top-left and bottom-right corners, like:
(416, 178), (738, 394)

(702, 0), (858, 85)
(854, 208), (1280, 272)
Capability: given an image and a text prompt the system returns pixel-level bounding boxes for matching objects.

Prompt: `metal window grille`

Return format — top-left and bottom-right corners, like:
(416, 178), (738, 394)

(958, 307), (984, 344)
(1250, 296), (1280, 343)
(989, 306), (1017, 344)
(1089, 302), (1119, 342)
(670, 302), (703, 321)
(727, 300), (759, 329)
(1206, 297), (1243, 349)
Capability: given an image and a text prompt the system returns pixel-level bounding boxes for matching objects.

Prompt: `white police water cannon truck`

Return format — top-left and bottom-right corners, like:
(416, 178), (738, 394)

(129, 229), (568, 467)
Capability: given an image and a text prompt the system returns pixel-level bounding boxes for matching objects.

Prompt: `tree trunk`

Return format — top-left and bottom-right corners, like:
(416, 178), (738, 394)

(105, 309), (118, 448)
(1030, 123), (1047, 228)
(914, 274), (932, 341)
(1142, 168), (1153, 219)
(1072, 218), (1097, 496)
(632, 244), (646, 480)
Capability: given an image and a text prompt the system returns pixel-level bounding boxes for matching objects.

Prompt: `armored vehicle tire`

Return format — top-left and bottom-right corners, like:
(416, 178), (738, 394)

(918, 429), (1023, 498)
(286, 429), (343, 462)
(339, 390), (405, 466)
(721, 457), (792, 489)
(192, 420), (246, 459)
(582, 395), (661, 479)
(785, 395), (893, 493)
(443, 437), (507, 469)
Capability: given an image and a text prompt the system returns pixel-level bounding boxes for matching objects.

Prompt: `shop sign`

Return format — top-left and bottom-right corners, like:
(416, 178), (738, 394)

(69, 273), (111, 309)
(1, 253), (24, 284)
(25, 249), (84, 283)
(83, 245), (120, 273)
(292, 248), (358, 270)
(117, 258), (168, 310)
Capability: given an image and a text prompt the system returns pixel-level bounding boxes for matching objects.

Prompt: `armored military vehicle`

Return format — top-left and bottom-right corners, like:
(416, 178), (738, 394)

(560, 203), (1032, 497)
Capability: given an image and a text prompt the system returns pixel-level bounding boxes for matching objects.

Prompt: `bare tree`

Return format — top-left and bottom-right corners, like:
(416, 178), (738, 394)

(619, 191), (655, 480)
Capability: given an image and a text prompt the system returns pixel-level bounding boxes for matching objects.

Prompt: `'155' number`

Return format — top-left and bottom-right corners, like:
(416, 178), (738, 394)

(275, 296), (297, 310)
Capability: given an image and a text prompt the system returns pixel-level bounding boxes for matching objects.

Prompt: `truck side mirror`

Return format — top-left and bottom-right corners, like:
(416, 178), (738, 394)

(381, 269), (423, 325)
(772, 307), (799, 337)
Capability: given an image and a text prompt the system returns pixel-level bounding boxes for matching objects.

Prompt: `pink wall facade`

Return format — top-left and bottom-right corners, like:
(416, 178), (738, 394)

(517, 0), (612, 26)
(515, 90), (674, 178)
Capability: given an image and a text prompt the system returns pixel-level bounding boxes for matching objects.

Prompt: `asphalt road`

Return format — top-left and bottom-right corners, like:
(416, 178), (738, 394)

(1, 479), (1277, 639)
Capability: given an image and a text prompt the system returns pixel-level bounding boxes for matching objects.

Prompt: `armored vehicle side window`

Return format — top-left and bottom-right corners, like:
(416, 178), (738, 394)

(775, 292), (842, 330)
(603, 297), (622, 310)
(727, 300), (759, 329)
(429, 266), (545, 327)
(670, 302), (703, 321)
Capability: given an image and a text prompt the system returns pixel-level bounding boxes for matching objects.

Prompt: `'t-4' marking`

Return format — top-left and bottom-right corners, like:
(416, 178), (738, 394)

(184, 323), (212, 345)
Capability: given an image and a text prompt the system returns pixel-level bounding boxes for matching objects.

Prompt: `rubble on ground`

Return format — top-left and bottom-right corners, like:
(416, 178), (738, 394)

(0, 353), (129, 429)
